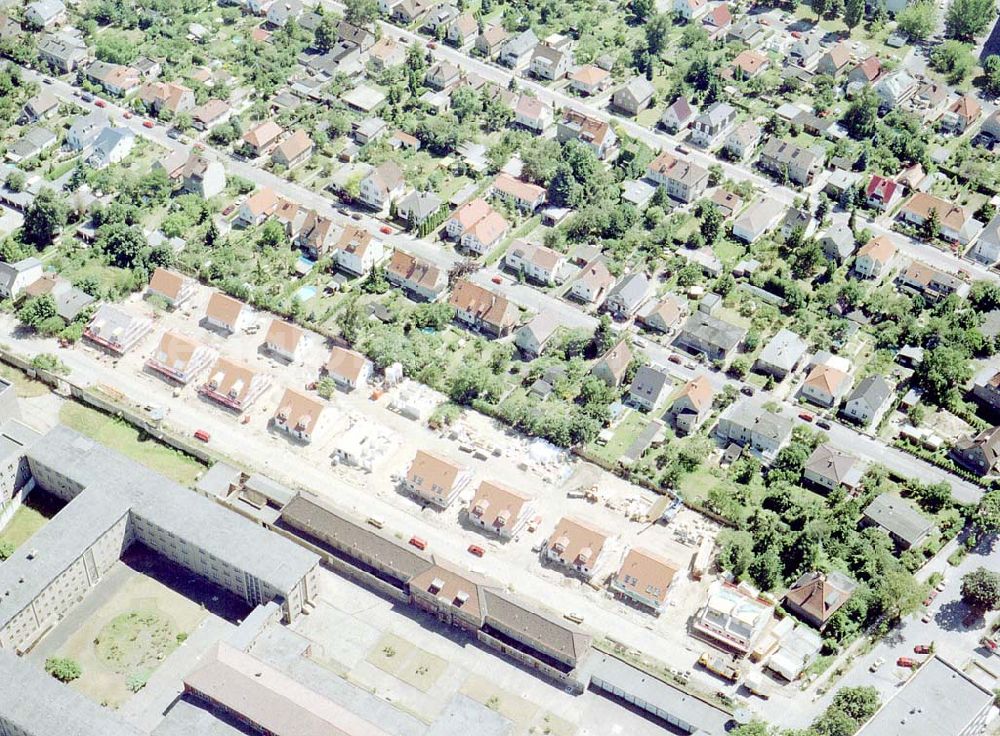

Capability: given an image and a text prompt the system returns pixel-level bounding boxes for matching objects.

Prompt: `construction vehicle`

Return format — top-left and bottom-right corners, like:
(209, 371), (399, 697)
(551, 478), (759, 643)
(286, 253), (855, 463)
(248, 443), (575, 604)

(744, 671), (769, 698)
(699, 652), (740, 683)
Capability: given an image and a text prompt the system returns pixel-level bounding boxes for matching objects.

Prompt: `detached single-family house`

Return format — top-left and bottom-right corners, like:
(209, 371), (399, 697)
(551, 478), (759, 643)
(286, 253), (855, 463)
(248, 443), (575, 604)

(732, 199), (784, 243)
(556, 109), (617, 160)
(801, 364), (850, 408)
(359, 161), (405, 212)
(468, 480), (534, 539)
(37, 31), (88, 72)
(145, 331), (216, 385)
(137, 81), (195, 116)
(271, 129), (314, 169)
(85, 127), (134, 170)
(899, 193), (980, 245)
(263, 319), (305, 362)
(716, 400), (793, 457)
(591, 339), (633, 388)
(190, 99), (232, 131)
(862, 494), (935, 549)
(491, 173), (546, 212)
(941, 94), (982, 133)
(570, 65), (611, 96)
(660, 97), (695, 133)
(529, 43), (570, 80)
(242, 120), (284, 157)
(499, 29), (538, 68)
(84, 60), (141, 96)
(20, 91), (59, 124)
(324, 345), (372, 391)
(448, 278), (518, 337)
(67, 111), (107, 152)
(785, 571), (857, 630)
(645, 151), (709, 203)
(386, 250), (447, 301)
(513, 94), (553, 134)
(546, 516), (610, 578)
(514, 312), (560, 358)
(272, 388), (324, 443)
(803, 444), (865, 492)
(199, 357), (271, 413)
(759, 138), (820, 186)
(611, 548), (680, 615)
(331, 225), (385, 276)
(570, 260), (615, 304)
(404, 450), (472, 508)
(25, 0), (65, 28)
(673, 0), (708, 20)
(817, 43), (852, 77)
(0, 257), (43, 300)
(204, 291), (249, 334)
(396, 189), (442, 228)
(865, 175), (903, 212)
(675, 312), (746, 362)
(447, 12), (478, 47)
(668, 374), (714, 434)
(611, 77), (655, 116)
(702, 3), (732, 39)
(83, 303), (152, 355)
(819, 223), (857, 264)
(841, 375), (893, 426)
(875, 70), (918, 109)
(724, 121), (762, 161)
(447, 199), (509, 254)
(475, 25), (508, 59)
(898, 261), (968, 301)
(505, 240), (565, 285)
(604, 272), (651, 318)
(690, 102), (736, 148)
(755, 328), (808, 379)
(147, 267), (196, 308)
(638, 296), (685, 334)
(951, 425), (1000, 477)
(236, 187), (280, 227)
(181, 155), (226, 199)
(854, 236), (897, 280)
(970, 214), (1000, 266)
(629, 365), (671, 412)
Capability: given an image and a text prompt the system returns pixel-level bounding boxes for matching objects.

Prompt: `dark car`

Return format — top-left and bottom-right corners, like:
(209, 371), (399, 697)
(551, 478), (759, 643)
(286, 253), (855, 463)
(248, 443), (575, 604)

(740, 385), (755, 396)
(816, 420), (831, 430)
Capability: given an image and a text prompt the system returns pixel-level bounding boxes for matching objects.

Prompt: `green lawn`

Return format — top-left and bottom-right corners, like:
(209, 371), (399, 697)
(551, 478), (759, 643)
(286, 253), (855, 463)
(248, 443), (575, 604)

(59, 402), (205, 486)
(0, 492), (64, 551)
(0, 363), (50, 398)
(585, 410), (648, 467)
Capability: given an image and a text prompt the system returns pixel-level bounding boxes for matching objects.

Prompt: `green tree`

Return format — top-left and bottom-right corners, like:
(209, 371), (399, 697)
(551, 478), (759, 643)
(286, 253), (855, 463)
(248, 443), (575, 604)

(844, 0), (865, 28)
(22, 188), (67, 247)
(45, 657), (81, 683)
(811, 0), (829, 18)
(591, 314), (616, 356)
(645, 13), (671, 56)
(973, 490), (1000, 538)
(915, 344), (971, 404)
(945, 0), (997, 39)
(258, 219), (287, 249)
(930, 40), (975, 84)
(841, 85), (880, 140)
(962, 567), (1000, 609)
(94, 32), (137, 64)
(718, 529), (755, 576)
(97, 221), (148, 269)
(632, 0), (655, 20)
(831, 685), (881, 722)
(897, 0), (937, 39)
(314, 13), (339, 53)
(922, 206), (941, 240)
(983, 55), (1000, 97)
(0, 539), (13, 560)
(17, 294), (57, 329)
(5, 170), (25, 193)
(344, 0), (380, 27)
(316, 376), (336, 399)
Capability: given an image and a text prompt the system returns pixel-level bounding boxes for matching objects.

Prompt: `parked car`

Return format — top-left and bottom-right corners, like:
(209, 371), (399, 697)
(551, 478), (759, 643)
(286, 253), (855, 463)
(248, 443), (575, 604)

(222, 204), (235, 216)
(408, 536), (427, 550)
(935, 578), (948, 592)
(351, 212), (362, 220)
(143, 120), (154, 128)
(81, 92), (93, 102)
(467, 544), (485, 557)
(869, 657), (885, 672)
(491, 275), (502, 284)
(897, 657), (917, 668)
(816, 420), (831, 430)
(379, 225), (392, 235)
(527, 514), (542, 532)
(94, 98), (106, 108)
(123, 111), (132, 119)
(668, 354), (683, 365)
(740, 385), (755, 396)
(913, 644), (931, 654)
(798, 412), (814, 422)
(193, 429), (211, 442)
(923, 589), (938, 606)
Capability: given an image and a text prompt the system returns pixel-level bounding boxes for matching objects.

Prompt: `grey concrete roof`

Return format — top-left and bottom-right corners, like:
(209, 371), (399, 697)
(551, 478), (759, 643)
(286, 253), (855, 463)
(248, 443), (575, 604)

(22, 426), (318, 594)
(680, 312), (747, 352)
(607, 272), (650, 309)
(758, 328), (808, 372)
(481, 589), (591, 664)
(855, 656), (993, 736)
(629, 365), (670, 402)
(587, 651), (731, 735)
(0, 419), (40, 465)
(845, 374), (892, 412)
(863, 494), (934, 546)
(0, 650), (143, 736)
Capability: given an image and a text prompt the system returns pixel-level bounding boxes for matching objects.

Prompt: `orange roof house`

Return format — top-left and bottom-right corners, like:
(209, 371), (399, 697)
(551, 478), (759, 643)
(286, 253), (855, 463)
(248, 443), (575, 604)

(403, 450), (472, 508)
(272, 388), (325, 442)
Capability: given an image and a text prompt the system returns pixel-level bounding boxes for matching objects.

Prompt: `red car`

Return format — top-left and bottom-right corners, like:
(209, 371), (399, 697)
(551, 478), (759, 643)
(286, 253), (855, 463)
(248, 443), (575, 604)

(467, 544), (485, 557)
(222, 204), (235, 216)
(913, 645), (931, 654)
(94, 99), (106, 108)
(123, 111), (133, 119)
(379, 225), (392, 235)
(897, 657), (917, 668)
(427, 41), (437, 49)
(798, 412), (814, 422)
(194, 429), (211, 442)
(491, 275), (503, 284)
(408, 536), (427, 550)
(923, 589), (938, 606)
(143, 120), (154, 129)
(668, 354), (683, 365)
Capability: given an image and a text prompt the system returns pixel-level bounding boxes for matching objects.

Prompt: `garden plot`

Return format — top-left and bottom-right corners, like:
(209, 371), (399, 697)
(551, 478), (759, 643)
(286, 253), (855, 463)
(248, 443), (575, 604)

(366, 632), (449, 693)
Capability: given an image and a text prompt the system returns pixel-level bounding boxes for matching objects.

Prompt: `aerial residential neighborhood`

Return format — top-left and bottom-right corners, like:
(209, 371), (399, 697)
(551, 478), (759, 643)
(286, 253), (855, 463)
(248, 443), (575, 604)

(0, 0), (999, 733)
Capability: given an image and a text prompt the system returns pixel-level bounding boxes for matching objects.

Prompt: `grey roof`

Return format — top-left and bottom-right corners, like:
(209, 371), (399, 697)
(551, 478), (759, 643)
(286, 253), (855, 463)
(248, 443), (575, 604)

(863, 494), (934, 546)
(629, 365), (670, 402)
(607, 271), (650, 309)
(588, 651), (732, 734)
(697, 101), (735, 127)
(89, 126), (133, 158)
(855, 656), (993, 736)
(680, 311), (746, 352)
(845, 374), (892, 412)
(979, 212), (1000, 249)
(502, 28), (538, 56)
(0, 419), (40, 466)
(615, 77), (654, 104)
(15, 426), (318, 605)
(68, 110), (108, 149)
(758, 328), (808, 372)
(196, 461), (242, 497)
(0, 650), (143, 736)
(280, 491), (434, 584)
(805, 443), (863, 486)
(37, 30), (86, 62)
(720, 400), (793, 443)
(9, 126), (56, 159)
(820, 223), (856, 260)
(0, 256), (41, 291)
(244, 472), (295, 507)
(27, 0), (65, 21)
(398, 189), (442, 220)
(53, 283), (95, 321)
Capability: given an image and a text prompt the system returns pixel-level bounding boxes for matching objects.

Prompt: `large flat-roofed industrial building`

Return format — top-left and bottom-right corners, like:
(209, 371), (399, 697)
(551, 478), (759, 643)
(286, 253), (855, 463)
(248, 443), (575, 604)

(855, 655), (994, 736)
(0, 425), (320, 654)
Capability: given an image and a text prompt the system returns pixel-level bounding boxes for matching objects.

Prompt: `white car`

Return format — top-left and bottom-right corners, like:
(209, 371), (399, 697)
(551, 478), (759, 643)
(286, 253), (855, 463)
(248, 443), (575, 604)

(869, 657), (885, 672)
